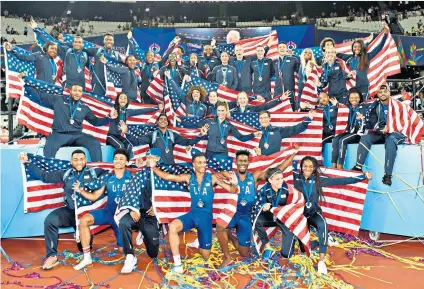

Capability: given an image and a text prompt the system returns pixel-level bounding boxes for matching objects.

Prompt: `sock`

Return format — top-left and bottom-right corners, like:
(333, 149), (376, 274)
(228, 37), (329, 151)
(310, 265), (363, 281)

(173, 255), (181, 266)
(82, 246), (91, 260)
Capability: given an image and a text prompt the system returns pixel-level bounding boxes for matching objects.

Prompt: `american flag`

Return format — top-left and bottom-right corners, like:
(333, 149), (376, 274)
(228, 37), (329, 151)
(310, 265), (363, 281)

(127, 37), (162, 64)
(151, 164), (238, 228)
(146, 74), (165, 104)
(218, 30), (279, 60)
(17, 78), (112, 144)
(33, 28), (93, 92)
(299, 66), (321, 106)
(335, 104), (350, 136)
(21, 154), (110, 235)
(3, 43), (63, 99)
(164, 77), (186, 118)
(251, 183), (311, 255)
(293, 164), (370, 236)
(386, 98), (424, 144)
(126, 102), (162, 126)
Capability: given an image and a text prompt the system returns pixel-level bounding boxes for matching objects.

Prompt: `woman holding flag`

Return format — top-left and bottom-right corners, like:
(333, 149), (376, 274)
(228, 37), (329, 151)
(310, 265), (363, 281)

(294, 156), (372, 274)
(178, 101), (261, 158)
(297, 48), (318, 106)
(106, 93), (163, 154)
(336, 24), (390, 100)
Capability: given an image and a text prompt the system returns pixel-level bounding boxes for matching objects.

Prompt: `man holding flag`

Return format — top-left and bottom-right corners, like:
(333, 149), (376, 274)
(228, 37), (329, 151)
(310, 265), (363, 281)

(216, 148), (298, 267)
(73, 148), (132, 270)
(18, 150), (105, 270)
(148, 152), (239, 274)
(29, 84), (118, 162)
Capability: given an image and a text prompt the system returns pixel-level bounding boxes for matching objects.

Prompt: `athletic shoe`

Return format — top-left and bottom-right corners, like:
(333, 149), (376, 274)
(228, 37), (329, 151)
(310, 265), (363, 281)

(318, 261), (328, 274)
(42, 255), (58, 270)
(382, 174), (392, 186)
(135, 231), (144, 246)
(351, 166), (362, 172)
(73, 257), (92, 270)
(121, 254), (137, 274)
(187, 238), (199, 248)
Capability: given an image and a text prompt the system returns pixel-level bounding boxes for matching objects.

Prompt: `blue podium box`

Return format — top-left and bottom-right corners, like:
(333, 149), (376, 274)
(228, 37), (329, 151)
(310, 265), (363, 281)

(323, 142), (424, 238)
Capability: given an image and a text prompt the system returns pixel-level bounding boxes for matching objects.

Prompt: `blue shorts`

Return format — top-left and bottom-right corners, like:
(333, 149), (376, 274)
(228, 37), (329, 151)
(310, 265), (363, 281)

(227, 213), (252, 248)
(178, 211), (213, 250)
(91, 207), (123, 247)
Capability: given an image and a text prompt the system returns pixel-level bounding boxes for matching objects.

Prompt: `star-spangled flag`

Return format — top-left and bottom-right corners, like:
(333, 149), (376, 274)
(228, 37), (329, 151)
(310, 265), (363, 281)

(182, 75), (219, 95)
(17, 78), (112, 144)
(164, 77), (186, 117)
(33, 27), (92, 92)
(150, 164), (238, 228)
(21, 154), (111, 234)
(218, 30), (279, 60)
(114, 168), (150, 224)
(146, 74), (165, 104)
(292, 164), (370, 236)
(386, 98), (424, 144)
(335, 103), (350, 136)
(127, 37), (163, 64)
(251, 182), (311, 255)
(3, 43), (63, 99)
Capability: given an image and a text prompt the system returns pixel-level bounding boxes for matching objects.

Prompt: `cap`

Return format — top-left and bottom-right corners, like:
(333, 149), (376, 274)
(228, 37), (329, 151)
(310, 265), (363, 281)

(379, 83), (389, 90)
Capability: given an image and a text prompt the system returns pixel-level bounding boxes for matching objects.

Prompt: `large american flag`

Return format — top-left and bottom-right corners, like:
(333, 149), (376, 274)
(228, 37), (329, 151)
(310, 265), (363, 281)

(218, 30), (279, 60)
(293, 164), (370, 236)
(21, 154), (111, 234)
(17, 78), (112, 144)
(252, 183), (311, 255)
(386, 98), (424, 144)
(3, 43), (63, 99)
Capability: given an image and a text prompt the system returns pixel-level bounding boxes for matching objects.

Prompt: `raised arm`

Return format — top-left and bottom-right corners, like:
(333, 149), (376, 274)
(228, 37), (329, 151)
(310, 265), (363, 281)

(84, 108), (112, 126)
(253, 148), (298, 182)
(229, 123), (255, 141)
(319, 173), (367, 187)
(152, 166), (190, 183)
(278, 113), (313, 138)
(19, 152), (65, 184)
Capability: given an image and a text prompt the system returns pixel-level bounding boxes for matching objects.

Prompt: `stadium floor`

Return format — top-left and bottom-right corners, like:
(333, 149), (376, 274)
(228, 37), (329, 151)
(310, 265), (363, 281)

(1, 229), (423, 289)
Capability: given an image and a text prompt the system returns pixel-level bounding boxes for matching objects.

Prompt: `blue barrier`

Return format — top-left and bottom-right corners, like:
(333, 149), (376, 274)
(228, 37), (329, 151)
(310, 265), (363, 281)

(2, 143), (424, 239)
(323, 142), (424, 238)
(1, 145), (115, 238)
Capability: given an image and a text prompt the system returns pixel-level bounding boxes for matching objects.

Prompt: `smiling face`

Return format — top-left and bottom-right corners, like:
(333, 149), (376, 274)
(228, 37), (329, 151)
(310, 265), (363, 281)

(236, 154), (249, 174)
(191, 89), (201, 102)
(168, 53), (177, 66)
(146, 51), (154, 64)
(193, 155), (207, 173)
(278, 43), (287, 56)
(349, 92), (361, 107)
(203, 45), (213, 57)
(71, 153), (87, 171)
(126, 55), (137, 69)
(256, 46), (265, 59)
(352, 41), (362, 56)
(319, 92), (329, 106)
(324, 40), (334, 52)
(190, 54), (198, 65)
(259, 111), (271, 128)
(269, 172), (284, 191)
(113, 153), (128, 170)
(73, 37), (83, 51)
(157, 115), (169, 129)
(104, 35), (114, 49)
(234, 44), (244, 57)
(377, 86), (390, 102)
(47, 44), (58, 58)
(325, 47), (336, 63)
(71, 85), (83, 101)
(118, 94), (128, 108)
(303, 49), (312, 61)
(217, 104), (228, 120)
(220, 52), (229, 65)
(237, 92), (249, 107)
(208, 91), (218, 104)
(301, 159), (314, 179)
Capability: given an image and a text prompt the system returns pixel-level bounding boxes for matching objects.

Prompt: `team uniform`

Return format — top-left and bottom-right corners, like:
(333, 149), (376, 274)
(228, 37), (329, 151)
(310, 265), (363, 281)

(226, 173), (256, 247)
(89, 170), (132, 247)
(272, 55), (300, 110)
(178, 172), (215, 250)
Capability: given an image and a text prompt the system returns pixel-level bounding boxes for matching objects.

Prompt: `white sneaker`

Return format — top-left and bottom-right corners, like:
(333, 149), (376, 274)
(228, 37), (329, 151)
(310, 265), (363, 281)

(136, 231), (144, 246)
(73, 257), (92, 270)
(171, 264), (184, 274)
(121, 254), (137, 274)
(187, 238), (199, 248)
(318, 261), (328, 274)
